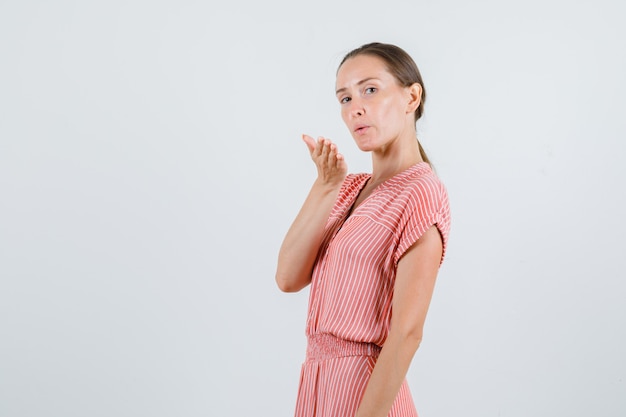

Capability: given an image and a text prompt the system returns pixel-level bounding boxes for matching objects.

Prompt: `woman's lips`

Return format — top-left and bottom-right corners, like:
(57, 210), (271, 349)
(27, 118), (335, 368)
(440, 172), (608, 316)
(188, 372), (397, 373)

(354, 125), (370, 134)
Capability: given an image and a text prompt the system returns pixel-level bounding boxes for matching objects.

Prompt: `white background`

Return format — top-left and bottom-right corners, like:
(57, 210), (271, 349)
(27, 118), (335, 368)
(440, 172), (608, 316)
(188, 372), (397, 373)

(1, 1), (625, 416)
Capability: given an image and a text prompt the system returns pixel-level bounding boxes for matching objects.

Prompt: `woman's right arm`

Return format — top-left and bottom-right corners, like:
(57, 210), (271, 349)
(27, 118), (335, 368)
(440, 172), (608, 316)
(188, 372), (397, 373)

(275, 135), (347, 293)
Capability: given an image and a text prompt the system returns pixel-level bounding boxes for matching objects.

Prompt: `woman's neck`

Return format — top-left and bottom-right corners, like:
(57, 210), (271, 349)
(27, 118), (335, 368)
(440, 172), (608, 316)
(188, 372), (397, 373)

(369, 136), (423, 184)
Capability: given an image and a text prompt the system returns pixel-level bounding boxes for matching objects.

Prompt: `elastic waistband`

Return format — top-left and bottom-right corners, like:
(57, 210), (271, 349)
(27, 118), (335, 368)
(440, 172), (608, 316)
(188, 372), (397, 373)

(306, 333), (381, 362)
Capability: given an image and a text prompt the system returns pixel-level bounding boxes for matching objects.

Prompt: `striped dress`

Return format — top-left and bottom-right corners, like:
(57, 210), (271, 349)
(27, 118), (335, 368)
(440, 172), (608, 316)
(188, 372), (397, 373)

(294, 162), (451, 417)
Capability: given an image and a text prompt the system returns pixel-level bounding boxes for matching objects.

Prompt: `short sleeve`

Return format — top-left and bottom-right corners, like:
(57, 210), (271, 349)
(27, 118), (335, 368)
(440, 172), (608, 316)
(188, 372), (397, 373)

(393, 176), (451, 265)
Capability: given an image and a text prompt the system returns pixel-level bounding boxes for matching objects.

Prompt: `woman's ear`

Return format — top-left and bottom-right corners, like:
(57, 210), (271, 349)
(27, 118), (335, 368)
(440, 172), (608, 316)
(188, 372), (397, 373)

(406, 83), (422, 114)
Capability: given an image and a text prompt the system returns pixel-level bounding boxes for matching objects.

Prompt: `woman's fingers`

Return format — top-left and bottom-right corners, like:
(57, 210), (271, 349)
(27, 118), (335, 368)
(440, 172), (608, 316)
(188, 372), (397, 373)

(303, 134), (329, 159)
(302, 134), (317, 154)
(302, 134), (347, 183)
(319, 137), (330, 161)
(325, 140), (345, 169)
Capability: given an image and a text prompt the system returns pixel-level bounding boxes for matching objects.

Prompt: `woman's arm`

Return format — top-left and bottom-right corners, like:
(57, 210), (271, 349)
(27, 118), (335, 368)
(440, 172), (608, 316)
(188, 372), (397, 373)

(275, 135), (347, 293)
(355, 225), (443, 417)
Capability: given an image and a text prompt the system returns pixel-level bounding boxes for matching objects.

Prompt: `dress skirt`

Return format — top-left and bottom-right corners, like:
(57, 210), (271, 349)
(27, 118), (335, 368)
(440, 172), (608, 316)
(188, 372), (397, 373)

(294, 333), (418, 417)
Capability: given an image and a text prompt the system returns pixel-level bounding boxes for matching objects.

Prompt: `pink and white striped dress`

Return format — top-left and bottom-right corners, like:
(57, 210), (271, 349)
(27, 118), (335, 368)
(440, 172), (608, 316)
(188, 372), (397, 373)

(294, 162), (451, 417)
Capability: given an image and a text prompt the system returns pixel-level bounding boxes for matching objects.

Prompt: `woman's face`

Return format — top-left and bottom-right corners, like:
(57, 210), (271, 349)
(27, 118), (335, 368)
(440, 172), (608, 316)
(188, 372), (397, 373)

(335, 55), (418, 153)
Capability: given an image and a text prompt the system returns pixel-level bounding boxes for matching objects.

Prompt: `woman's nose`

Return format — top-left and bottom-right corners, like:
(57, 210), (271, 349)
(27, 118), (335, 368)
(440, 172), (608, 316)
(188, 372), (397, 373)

(349, 98), (364, 118)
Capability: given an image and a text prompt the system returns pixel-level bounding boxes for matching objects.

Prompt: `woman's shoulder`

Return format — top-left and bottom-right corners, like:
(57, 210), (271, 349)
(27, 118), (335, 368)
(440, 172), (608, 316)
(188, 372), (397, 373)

(340, 172), (370, 193)
(331, 173), (370, 212)
(389, 163), (448, 200)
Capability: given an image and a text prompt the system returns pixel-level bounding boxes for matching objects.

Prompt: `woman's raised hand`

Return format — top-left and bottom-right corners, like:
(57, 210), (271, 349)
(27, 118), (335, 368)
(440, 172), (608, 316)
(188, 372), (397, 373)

(302, 134), (347, 187)
(275, 135), (348, 292)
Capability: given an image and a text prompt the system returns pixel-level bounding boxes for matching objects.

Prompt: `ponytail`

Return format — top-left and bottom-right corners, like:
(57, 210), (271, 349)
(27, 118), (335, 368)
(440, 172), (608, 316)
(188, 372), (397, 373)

(418, 140), (432, 167)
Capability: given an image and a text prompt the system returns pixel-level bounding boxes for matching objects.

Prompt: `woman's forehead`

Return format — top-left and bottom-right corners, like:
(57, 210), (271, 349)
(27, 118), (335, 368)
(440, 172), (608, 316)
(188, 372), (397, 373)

(335, 55), (392, 89)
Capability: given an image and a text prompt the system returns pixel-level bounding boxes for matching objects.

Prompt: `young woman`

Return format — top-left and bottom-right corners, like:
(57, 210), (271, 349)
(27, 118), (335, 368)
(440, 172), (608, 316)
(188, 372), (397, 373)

(276, 42), (451, 417)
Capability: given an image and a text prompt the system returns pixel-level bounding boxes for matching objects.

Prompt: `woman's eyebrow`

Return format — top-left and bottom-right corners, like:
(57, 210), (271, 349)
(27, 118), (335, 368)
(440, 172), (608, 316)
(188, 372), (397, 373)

(335, 77), (379, 96)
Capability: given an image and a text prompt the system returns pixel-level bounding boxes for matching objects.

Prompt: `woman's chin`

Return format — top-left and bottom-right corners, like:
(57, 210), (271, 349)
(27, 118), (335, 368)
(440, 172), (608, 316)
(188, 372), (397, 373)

(352, 139), (375, 152)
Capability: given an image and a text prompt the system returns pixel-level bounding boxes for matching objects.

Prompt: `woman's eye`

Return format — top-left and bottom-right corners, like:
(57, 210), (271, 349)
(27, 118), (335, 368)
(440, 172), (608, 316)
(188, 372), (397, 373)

(364, 87), (376, 94)
(340, 96), (351, 104)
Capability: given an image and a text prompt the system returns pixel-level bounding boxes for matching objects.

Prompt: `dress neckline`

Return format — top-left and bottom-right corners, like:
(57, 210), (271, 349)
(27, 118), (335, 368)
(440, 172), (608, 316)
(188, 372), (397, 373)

(347, 162), (431, 216)
(368, 161), (430, 189)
